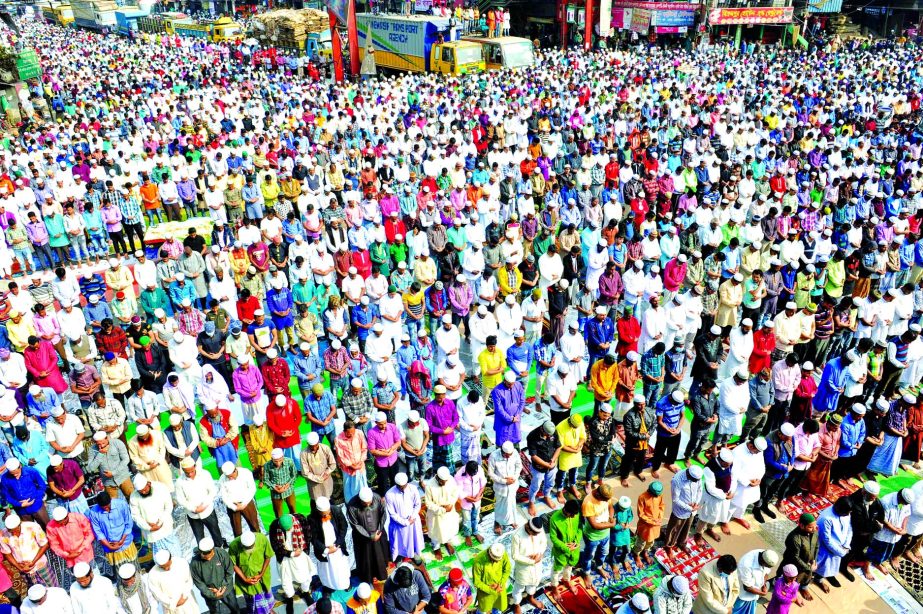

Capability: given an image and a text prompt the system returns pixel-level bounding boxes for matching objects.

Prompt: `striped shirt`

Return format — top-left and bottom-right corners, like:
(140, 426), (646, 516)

(262, 458), (297, 499)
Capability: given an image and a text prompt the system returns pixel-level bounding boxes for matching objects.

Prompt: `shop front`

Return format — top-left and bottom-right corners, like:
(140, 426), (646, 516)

(708, 5), (794, 46)
(610, 1), (699, 43)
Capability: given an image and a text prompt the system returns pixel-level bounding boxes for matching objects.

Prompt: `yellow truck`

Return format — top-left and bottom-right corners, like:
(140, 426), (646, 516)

(356, 14), (485, 75)
(39, 2), (74, 25)
(463, 36), (535, 70)
(164, 16), (242, 42)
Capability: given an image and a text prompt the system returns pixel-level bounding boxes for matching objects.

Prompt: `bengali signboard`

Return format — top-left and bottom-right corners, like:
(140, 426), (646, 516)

(613, 1), (698, 9)
(652, 8), (695, 26)
(708, 6), (793, 25)
(612, 7), (632, 28)
(414, 0), (432, 11)
(630, 7), (651, 32)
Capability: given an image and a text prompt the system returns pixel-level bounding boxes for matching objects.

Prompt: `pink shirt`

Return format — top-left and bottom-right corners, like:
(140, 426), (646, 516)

(454, 467), (486, 510)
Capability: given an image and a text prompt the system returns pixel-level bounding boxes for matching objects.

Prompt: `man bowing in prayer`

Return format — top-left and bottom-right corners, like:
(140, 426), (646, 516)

(148, 550), (200, 614)
(347, 486), (392, 585)
(424, 466), (460, 561)
(385, 472), (424, 561)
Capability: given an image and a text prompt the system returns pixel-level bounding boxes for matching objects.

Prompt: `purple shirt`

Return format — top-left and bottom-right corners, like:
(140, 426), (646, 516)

(425, 398), (458, 446)
(46, 458), (84, 502)
(366, 422), (401, 467)
(101, 205), (123, 232)
(25, 221), (49, 245)
(232, 365), (264, 404)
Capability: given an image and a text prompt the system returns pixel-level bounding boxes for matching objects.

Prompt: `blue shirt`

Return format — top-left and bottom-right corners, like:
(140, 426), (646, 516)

(303, 391), (336, 431)
(25, 388), (60, 427)
(291, 351), (323, 389)
(506, 341), (535, 374)
(86, 499), (134, 552)
(838, 413), (867, 458)
(0, 466), (47, 514)
(396, 344), (418, 373)
(350, 305), (378, 341)
(654, 395), (684, 434)
(168, 281), (198, 307)
(585, 317), (615, 352)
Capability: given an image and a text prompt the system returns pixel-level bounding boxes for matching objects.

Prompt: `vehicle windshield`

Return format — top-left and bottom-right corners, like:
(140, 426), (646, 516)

(503, 41), (534, 67)
(456, 45), (482, 64)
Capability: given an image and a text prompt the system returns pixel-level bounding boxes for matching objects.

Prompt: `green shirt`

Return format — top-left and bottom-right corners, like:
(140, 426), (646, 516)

(228, 533), (274, 595)
(549, 509), (582, 568)
(263, 458), (297, 499)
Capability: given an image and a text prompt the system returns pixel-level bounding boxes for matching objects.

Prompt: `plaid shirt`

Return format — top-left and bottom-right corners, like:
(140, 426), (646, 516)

(262, 458), (297, 499)
(118, 193), (144, 225)
(95, 327), (129, 358)
(176, 308), (206, 336)
(342, 388), (373, 423)
(640, 349), (664, 380)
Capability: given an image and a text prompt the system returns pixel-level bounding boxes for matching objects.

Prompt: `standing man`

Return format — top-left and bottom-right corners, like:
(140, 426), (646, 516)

(148, 550), (199, 614)
(663, 466), (704, 556)
(219, 463), (260, 538)
(781, 514), (820, 602)
(732, 549), (779, 614)
(269, 513), (315, 614)
(346, 487), (391, 585)
(423, 467), (460, 561)
(385, 472), (425, 561)
(510, 518), (547, 614)
(620, 395), (655, 487)
(228, 532), (274, 614)
(492, 371), (525, 448)
(190, 538), (240, 614)
(487, 441), (523, 535)
(175, 457), (225, 547)
(472, 544), (511, 614)
(549, 499), (582, 595)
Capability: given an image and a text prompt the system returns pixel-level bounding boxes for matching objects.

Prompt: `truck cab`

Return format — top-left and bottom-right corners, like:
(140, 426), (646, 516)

(464, 36), (535, 70)
(429, 41), (485, 75)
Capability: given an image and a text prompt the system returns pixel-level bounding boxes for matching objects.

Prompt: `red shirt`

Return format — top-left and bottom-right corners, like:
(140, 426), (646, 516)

(267, 397), (302, 449)
(236, 295), (261, 323)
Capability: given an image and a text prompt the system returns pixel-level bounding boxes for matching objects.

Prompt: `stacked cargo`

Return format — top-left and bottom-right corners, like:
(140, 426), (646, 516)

(253, 9), (328, 49)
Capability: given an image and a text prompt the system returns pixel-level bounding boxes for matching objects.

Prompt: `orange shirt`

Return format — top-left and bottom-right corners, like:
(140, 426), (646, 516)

(139, 183), (161, 209)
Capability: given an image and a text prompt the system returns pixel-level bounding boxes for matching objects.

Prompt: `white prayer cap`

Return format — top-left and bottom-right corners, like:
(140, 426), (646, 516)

(375, 412), (388, 423)
(753, 437), (768, 452)
(4, 458), (19, 471)
(271, 448), (284, 460)
(627, 351), (640, 363)
(154, 308), (166, 318)
(718, 448), (734, 464)
(315, 497), (331, 512)
(595, 306), (607, 315)
(504, 371), (516, 383)
(136, 424), (150, 436)
(307, 432), (320, 445)
(359, 487), (374, 503)
(630, 594), (650, 611)
(671, 390), (684, 402)
(49, 455), (62, 467)
(864, 480), (881, 495)
(356, 583), (372, 599)
(710, 325), (722, 335)
(408, 410), (421, 422)
(780, 423), (796, 437)
(688, 465), (703, 480)
(395, 472), (408, 486)
(275, 394), (287, 407)
(222, 461), (236, 476)
(353, 378), (365, 389)
(741, 318), (753, 327)
(436, 467), (451, 481)
(52, 507), (68, 521)
(198, 537), (214, 552)
(633, 393), (645, 404)
(118, 564), (137, 580)
(266, 348), (278, 359)
(132, 474), (149, 490)
(501, 441), (515, 454)
(802, 361), (814, 371)
(489, 543), (505, 560)
(736, 368), (750, 379)
(73, 562), (91, 578)
(93, 431), (108, 442)
(876, 398), (891, 411)
(154, 550), (171, 566)
(240, 533), (256, 547)
(173, 331), (185, 343)
(27, 585), (46, 601)
(851, 403), (867, 415)
(785, 301), (798, 310)
(4, 515), (19, 530)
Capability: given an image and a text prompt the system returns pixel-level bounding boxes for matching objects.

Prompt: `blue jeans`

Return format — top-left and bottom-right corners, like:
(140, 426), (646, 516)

(461, 503), (480, 536)
(87, 234), (109, 258)
(554, 467), (578, 490)
(146, 209), (163, 224)
(527, 465), (557, 501)
(577, 535), (610, 571)
(643, 380), (662, 406)
(585, 452), (612, 483)
(12, 248), (34, 272)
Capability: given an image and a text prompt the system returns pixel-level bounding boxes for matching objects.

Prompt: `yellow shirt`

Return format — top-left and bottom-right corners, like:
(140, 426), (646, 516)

(478, 349), (506, 391)
(556, 421), (586, 471)
(7, 318), (36, 352)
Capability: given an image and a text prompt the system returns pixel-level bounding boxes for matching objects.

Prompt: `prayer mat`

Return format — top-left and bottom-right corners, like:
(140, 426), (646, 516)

(584, 561), (664, 607)
(543, 576), (615, 614)
(777, 479), (861, 522)
(655, 538), (719, 599)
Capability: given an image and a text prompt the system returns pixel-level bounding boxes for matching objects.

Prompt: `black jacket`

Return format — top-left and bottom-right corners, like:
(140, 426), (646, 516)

(308, 506), (348, 562)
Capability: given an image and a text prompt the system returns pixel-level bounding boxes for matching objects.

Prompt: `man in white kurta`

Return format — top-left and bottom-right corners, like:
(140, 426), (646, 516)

(559, 323), (586, 383)
(638, 299), (666, 354)
(730, 438), (767, 528)
(695, 448), (738, 542)
(719, 320), (754, 381)
(510, 518), (548, 613)
(488, 441), (523, 533)
(174, 457), (223, 547)
(128, 475), (180, 557)
(22, 585), (73, 614)
(468, 306), (498, 376)
(434, 317), (462, 366)
(147, 551), (199, 614)
(423, 467), (460, 555)
(662, 294), (688, 351)
(70, 562), (120, 614)
(115, 563), (162, 614)
(717, 370), (751, 447)
(495, 295), (524, 353)
(168, 332), (202, 389)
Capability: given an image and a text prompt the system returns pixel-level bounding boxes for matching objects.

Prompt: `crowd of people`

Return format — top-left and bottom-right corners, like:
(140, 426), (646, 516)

(1, 10), (923, 614)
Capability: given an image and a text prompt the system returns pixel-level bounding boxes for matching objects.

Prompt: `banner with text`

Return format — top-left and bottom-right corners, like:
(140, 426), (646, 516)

(708, 6), (793, 25)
